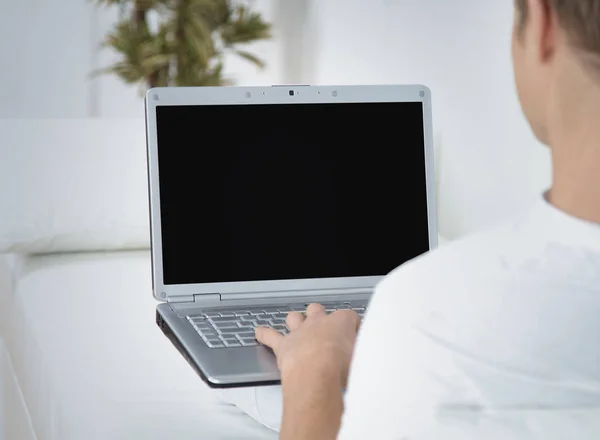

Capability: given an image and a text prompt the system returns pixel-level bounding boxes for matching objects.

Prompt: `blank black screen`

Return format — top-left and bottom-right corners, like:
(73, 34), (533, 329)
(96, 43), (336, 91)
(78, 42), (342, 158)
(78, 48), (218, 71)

(156, 102), (430, 285)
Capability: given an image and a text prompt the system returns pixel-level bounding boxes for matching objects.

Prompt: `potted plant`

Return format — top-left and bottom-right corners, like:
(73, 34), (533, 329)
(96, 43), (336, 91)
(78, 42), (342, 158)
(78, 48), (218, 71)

(94, 0), (272, 89)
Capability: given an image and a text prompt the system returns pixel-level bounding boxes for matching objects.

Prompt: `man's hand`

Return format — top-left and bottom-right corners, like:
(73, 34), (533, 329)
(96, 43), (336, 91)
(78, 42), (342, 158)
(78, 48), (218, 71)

(255, 303), (361, 387)
(255, 304), (361, 440)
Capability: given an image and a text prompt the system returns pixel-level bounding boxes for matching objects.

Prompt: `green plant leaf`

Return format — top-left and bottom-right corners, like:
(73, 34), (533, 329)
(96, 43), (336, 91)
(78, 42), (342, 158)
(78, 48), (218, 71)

(233, 49), (265, 69)
(187, 0), (230, 32)
(185, 16), (213, 65)
(221, 4), (271, 45)
(140, 53), (171, 71)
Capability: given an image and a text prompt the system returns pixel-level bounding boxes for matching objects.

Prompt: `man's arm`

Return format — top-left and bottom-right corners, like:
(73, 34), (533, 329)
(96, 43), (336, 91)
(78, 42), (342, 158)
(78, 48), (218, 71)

(255, 303), (360, 440)
(279, 361), (344, 440)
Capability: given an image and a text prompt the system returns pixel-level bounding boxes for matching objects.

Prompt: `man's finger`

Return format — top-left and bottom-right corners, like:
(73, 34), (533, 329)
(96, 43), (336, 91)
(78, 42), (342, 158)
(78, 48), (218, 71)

(332, 309), (361, 332)
(255, 326), (283, 350)
(306, 303), (327, 318)
(286, 311), (305, 331)
(351, 311), (361, 332)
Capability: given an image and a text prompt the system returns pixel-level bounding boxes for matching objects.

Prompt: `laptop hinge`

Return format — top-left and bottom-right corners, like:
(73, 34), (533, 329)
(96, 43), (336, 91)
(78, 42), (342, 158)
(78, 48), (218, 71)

(167, 293), (221, 304)
(220, 287), (371, 302)
(194, 293), (221, 303)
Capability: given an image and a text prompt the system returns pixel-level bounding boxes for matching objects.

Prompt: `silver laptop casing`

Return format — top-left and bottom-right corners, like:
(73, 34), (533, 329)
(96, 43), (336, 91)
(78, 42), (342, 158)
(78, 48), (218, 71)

(146, 84), (437, 387)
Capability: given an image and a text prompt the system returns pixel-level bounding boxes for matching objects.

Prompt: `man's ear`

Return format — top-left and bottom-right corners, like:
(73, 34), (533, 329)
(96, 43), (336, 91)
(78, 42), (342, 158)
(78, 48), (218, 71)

(527, 0), (557, 64)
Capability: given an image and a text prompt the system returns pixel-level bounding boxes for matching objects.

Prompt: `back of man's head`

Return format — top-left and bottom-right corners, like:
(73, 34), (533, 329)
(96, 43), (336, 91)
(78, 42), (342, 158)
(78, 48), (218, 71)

(512, 0), (600, 146)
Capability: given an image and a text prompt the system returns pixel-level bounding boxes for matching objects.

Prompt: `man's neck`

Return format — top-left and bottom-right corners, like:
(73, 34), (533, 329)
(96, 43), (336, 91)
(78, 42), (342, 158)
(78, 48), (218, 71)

(550, 148), (600, 225)
(547, 62), (600, 225)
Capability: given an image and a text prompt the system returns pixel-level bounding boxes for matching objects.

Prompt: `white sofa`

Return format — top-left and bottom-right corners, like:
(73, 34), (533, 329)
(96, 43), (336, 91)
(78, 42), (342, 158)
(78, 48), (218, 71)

(0, 118), (551, 440)
(0, 252), (281, 440)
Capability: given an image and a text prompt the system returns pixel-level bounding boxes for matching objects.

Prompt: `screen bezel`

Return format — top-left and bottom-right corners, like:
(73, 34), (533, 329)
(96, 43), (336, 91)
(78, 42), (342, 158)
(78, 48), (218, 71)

(145, 85), (438, 301)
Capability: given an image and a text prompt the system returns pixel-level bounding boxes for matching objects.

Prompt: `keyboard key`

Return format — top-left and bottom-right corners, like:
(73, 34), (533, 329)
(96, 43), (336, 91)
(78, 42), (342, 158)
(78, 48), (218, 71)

(212, 322), (238, 330)
(205, 312), (221, 318)
(220, 335), (237, 342)
(222, 338), (241, 347)
(236, 331), (256, 338)
(220, 312), (236, 317)
(188, 315), (206, 322)
(239, 315), (256, 322)
(271, 313), (288, 319)
(261, 307), (282, 314)
(276, 306), (292, 312)
(254, 314), (270, 320)
(238, 337), (258, 346)
(234, 311), (250, 316)
(272, 324), (287, 331)
(206, 340), (224, 348)
(217, 328), (242, 335)
(255, 320), (271, 326)
(210, 317), (239, 323)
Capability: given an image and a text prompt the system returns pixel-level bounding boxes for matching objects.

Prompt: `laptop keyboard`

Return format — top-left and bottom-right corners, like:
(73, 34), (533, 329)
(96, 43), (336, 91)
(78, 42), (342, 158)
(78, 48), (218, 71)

(186, 301), (367, 349)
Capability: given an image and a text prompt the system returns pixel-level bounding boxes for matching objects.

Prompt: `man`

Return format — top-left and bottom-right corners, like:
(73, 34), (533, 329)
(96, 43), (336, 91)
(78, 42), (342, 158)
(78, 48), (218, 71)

(247, 0), (600, 438)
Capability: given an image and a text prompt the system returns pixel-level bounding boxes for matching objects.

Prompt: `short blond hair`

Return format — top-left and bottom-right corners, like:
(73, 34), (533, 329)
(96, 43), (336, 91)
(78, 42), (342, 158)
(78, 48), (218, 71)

(516, 0), (600, 72)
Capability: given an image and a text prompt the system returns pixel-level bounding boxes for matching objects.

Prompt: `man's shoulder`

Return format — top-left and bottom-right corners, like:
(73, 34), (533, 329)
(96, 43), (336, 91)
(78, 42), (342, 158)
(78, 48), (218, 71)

(364, 219), (532, 356)
(380, 220), (518, 294)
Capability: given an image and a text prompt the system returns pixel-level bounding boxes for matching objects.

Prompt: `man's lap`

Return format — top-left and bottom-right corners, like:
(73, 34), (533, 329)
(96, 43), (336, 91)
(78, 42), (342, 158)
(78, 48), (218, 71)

(219, 385), (283, 432)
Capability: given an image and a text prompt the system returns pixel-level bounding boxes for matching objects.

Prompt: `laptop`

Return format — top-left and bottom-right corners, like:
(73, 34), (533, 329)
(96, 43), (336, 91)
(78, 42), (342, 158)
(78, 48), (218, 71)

(145, 84), (437, 388)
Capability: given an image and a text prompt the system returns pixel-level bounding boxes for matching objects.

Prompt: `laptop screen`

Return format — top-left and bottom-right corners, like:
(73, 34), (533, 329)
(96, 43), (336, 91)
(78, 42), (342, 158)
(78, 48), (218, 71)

(156, 102), (430, 285)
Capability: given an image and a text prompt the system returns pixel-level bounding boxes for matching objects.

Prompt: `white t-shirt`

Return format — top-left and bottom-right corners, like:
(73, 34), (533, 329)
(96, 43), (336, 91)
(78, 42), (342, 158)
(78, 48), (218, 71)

(339, 196), (600, 439)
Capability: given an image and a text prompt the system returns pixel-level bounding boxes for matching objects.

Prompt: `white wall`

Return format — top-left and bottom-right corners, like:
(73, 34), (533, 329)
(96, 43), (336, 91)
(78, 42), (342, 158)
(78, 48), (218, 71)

(0, 0), (93, 118)
(303, 0), (552, 238)
(0, 0), (288, 119)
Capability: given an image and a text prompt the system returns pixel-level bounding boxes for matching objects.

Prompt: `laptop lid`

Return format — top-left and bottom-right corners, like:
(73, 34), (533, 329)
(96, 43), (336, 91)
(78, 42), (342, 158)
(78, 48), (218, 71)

(145, 85), (437, 302)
